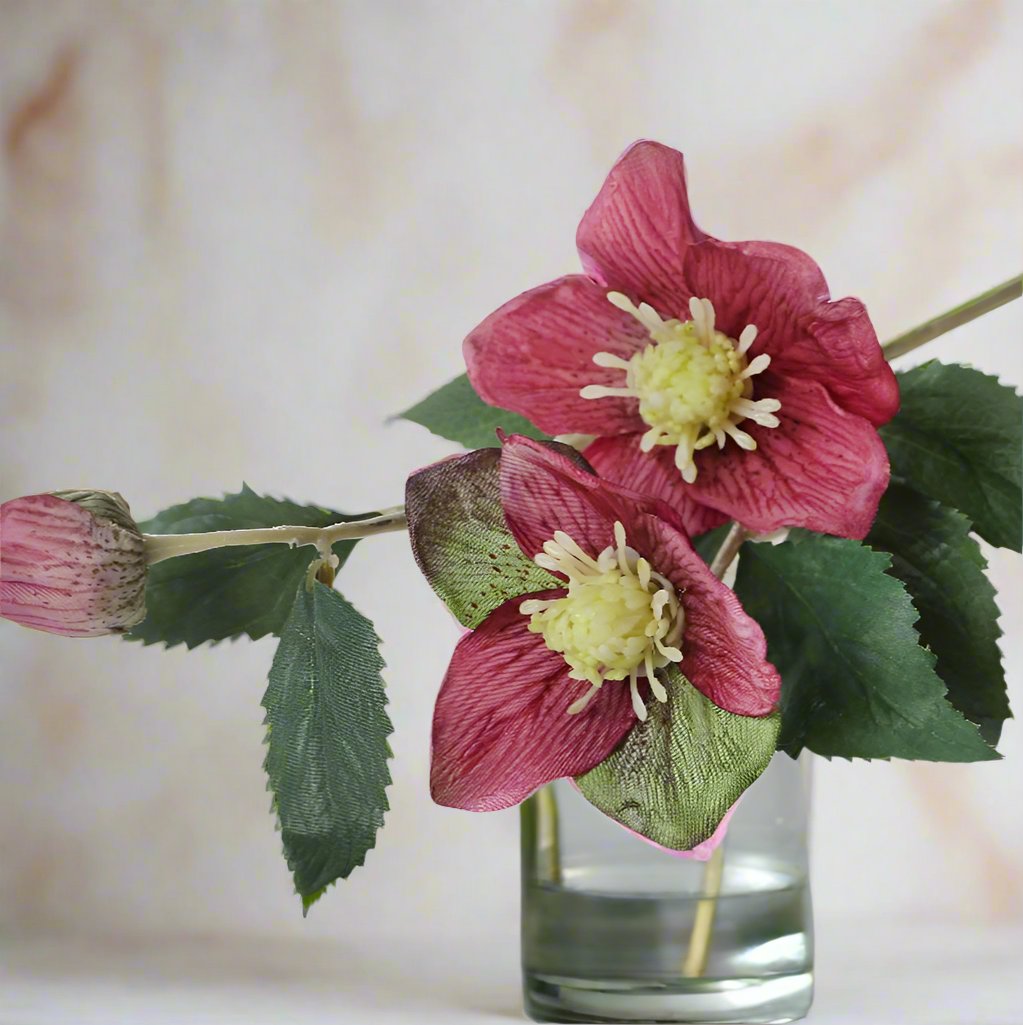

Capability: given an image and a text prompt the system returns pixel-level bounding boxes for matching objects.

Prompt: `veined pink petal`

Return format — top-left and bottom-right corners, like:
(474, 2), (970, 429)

(499, 434), (652, 567)
(626, 513), (781, 716)
(583, 435), (729, 538)
(688, 377), (891, 538)
(576, 141), (705, 318)
(795, 298), (900, 426)
(683, 240), (898, 425)
(463, 274), (648, 437)
(0, 493), (146, 637)
(682, 239), (817, 356)
(430, 592), (636, 811)
(731, 240), (830, 305)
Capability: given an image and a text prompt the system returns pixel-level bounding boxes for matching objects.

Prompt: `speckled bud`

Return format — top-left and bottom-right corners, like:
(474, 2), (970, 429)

(0, 490), (147, 637)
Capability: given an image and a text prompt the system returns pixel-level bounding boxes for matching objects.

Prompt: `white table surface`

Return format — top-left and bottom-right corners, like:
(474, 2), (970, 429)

(1, 920), (1019, 1025)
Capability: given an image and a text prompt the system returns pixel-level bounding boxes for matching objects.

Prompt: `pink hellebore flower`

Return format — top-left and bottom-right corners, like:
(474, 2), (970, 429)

(465, 141), (899, 539)
(0, 491), (147, 637)
(428, 435), (780, 812)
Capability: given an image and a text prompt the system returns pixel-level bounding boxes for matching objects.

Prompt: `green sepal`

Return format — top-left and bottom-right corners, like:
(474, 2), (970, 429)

(867, 482), (1010, 746)
(52, 489), (141, 535)
(262, 580), (393, 912)
(733, 530), (999, 762)
(576, 666), (780, 850)
(127, 485), (373, 648)
(406, 448), (556, 628)
(881, 361), (1022, 551)
(398, 373), (551, 450)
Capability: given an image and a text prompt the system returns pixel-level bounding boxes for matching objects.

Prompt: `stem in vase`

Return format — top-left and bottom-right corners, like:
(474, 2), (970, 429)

(681, 844), (726, 977)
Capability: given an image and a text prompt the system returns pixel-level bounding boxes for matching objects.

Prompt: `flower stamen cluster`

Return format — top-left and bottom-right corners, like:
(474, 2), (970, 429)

(520, 522), (683, 721)
(580, 294), (781, 483)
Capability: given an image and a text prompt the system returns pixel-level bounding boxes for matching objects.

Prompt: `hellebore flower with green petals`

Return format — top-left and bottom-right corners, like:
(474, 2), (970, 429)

(406, 435), (780, 834)
(464, 140), (899, 539)
(0, 490), (147, 637)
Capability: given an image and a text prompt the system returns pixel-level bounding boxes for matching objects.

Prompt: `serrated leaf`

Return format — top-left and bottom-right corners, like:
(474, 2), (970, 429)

(868, 482), (1010, 746)
(127, 485), (373, 648)
(576, 665), (780, 850)
(733, 530), (998, 762)
(399, 373), (551, 449)
(881, 361), (1022, 551)
(405, 447), (558, 628)
(263, 581), (392, 909)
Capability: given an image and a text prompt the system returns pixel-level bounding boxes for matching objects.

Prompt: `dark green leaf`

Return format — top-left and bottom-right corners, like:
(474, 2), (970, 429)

(405, 448), (555, 628)
(399, 373), (551, 449)
(576, 666), (780, 850)
(263, 581), (392, 910)
(127, 485), (372, 648)
(868, 482), (1010, 746)
(881, 361), (1022, 551)
(734, 531), (998, 762)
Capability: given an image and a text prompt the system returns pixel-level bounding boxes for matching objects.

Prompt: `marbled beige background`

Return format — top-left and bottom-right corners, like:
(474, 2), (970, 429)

(1, 0), (1020, 947)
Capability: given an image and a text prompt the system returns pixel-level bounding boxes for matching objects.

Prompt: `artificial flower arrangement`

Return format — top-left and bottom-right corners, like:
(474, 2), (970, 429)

(2, 143), (1019, 922)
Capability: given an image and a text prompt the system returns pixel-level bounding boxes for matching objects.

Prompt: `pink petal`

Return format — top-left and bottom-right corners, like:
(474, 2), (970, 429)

(688, 376), (891, 539)
(626, 513), (781, 716)
(681, 239), (820, 355)
(499, 434), (651, 566)
(0, 494), (146, 637)
(683, 241), (898, 425)
(576, 141), (705, 318)
(463, 274), (648, 437)
(731, 240), (830, 305)
(430, 592), (636, 811)
(582, 435), (729, 537)
(793, 298), (900, 426)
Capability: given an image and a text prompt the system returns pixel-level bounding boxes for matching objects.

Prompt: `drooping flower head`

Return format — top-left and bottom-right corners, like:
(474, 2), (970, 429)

(0, 490), (147, 637)
(464, 141), (899, 539)
(406, 435), (780, 848)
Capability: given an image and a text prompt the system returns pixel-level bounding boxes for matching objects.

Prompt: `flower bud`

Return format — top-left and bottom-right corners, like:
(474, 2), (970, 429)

(0, 490), (147, 637)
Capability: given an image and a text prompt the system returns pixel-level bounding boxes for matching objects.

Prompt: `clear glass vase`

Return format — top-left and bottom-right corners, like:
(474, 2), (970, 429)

(520, 754), (813, 1024)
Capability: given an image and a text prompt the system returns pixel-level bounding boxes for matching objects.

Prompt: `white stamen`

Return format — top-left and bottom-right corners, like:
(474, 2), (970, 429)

(592, 351), (632, 370)
(649, 673), (668, 704)
(738, 324), (758, 353)
(639, 426), (664, 452)
(608, 291), (664, 333)
(580, 384), (635, 399)
(630, 671), (647, 720)
(553, 530), (602, 570)
(654, 639), (683, 661)
(637, 558), (651, 590)
(567, 685), (601, 715)
(534, 553), (564, 574)
(700, 298), (716, 335)
(724, 422), (757, 450)
(636, 302), (666, 332)
(741, 353), (772, 378)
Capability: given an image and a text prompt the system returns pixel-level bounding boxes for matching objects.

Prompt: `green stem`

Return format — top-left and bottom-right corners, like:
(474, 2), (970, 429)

(143, 506), (408, 565)
(882, 274), (1022, 361)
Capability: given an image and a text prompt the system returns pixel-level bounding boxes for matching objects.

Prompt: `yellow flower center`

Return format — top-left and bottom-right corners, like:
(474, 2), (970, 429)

(580, 294), (782, 483)
(520, 522), (684, 721)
